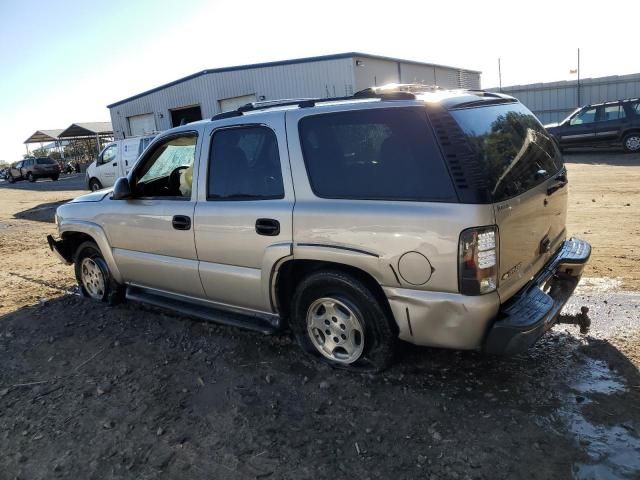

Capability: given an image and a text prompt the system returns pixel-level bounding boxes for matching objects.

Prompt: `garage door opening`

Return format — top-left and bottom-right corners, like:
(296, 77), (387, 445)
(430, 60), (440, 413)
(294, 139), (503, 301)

(219, 94), (257, 113)
(170, 105), (202, 127)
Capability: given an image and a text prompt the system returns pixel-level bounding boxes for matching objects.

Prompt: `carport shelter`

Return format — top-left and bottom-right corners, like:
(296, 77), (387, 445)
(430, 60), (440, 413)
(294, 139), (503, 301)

(23, 129), (65, 156)
(58, 122), (114, 155)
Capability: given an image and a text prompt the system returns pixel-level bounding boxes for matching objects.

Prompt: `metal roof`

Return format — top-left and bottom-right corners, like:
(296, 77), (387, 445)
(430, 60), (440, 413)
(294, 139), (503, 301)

(107, 52), (482, 108)
(58, 122), (113, 138)
(24, 129), (64, 144)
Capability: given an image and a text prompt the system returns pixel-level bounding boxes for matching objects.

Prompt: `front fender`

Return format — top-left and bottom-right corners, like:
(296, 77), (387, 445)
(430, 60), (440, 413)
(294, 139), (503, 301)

(58, 220), (123, 283)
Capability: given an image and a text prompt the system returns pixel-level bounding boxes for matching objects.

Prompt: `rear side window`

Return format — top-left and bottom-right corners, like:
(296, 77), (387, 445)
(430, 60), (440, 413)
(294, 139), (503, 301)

(298, 107), (456, 202)
(450, 102), (563, 202)
(602, 104), (626, 121)
(208, 126), (284, 200)
(36, 157), (56, 165)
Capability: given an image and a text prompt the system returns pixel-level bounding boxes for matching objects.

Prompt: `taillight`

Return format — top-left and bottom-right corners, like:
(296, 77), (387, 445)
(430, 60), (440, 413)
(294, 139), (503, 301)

(459, 226), (498, 295)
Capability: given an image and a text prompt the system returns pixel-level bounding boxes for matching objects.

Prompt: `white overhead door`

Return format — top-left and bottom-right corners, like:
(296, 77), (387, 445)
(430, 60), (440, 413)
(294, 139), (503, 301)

(128, 113), (156, 136)
(219, 94), (257, 113)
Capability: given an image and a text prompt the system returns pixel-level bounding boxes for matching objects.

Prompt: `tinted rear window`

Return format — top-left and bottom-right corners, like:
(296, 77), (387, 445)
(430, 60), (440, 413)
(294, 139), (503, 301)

(450, 103), (563, 202)
(299, 107), (457, 202)
(36, 157), (56, 165)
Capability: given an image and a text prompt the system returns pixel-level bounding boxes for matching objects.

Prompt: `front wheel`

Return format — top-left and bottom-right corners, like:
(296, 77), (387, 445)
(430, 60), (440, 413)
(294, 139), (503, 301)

(74, 241), (124, 303)
(27, 172), (35, 182)
(7, 174), (15, 184)
(89, 178), (102, 191)
(291, 270), (396, 371)
(623, 133), (640, 153)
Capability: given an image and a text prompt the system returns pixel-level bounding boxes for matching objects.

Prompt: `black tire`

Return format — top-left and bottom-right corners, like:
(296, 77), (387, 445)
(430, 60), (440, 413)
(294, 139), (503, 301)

(51, 175), (59, 181)
(290, 270), (396, 372)
(74, 241), (124, 304)
(27, 172), (35, 182)
(7, 174), (15, 184)
(622, 132), (640, 153)
(89, 178), (102, 191)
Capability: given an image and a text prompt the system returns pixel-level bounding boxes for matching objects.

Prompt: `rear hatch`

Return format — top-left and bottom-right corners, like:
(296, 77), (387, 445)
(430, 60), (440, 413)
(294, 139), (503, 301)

(35, 157), (60, 172)
(450, 102), (567, 301)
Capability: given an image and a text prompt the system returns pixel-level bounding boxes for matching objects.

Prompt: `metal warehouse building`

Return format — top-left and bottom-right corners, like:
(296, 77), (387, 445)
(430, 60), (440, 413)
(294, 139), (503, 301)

(494, 72), (640, 124)
(107, 52), (481, 139)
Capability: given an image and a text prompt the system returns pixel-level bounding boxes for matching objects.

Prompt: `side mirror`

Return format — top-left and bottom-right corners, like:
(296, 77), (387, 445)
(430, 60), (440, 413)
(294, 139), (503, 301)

(112, 177), (132, 200)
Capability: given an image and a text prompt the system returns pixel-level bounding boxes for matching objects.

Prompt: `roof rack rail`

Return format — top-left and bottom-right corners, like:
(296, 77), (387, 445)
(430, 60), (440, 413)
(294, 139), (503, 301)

(210, 83), (441, 120)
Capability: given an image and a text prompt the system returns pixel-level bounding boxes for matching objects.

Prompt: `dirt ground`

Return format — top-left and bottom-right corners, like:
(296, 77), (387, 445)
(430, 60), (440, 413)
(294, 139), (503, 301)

(0, 154), (639, 479)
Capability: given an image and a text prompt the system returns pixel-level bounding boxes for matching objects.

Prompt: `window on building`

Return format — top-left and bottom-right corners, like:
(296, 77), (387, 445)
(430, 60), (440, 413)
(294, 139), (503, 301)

(208, 126), (284, 200)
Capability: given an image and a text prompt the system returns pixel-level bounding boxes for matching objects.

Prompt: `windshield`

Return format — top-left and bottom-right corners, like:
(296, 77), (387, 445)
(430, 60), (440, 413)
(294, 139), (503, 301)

(450, 103), (563, 202)
(560, 108), (582, 124)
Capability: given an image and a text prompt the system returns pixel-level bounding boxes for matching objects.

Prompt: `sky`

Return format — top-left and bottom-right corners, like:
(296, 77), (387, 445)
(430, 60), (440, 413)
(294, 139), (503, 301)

(1, 0), (638, 162)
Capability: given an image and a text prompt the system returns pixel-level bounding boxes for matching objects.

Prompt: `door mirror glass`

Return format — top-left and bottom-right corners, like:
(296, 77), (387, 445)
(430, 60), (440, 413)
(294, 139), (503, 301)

(112, 177), (132, 200)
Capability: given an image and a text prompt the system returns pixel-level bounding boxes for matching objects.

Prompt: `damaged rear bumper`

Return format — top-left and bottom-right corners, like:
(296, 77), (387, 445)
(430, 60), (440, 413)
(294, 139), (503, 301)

(484, 238), (591, 355)
(46, 235), (73, 265)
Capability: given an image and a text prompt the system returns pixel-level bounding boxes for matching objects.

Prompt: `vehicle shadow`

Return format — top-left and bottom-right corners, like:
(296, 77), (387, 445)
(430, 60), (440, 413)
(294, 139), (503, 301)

(1, 295), (638, 479)
(13, 200), (69, 223)
(563, 150), (640, 166)
(0, 174), (85, 192)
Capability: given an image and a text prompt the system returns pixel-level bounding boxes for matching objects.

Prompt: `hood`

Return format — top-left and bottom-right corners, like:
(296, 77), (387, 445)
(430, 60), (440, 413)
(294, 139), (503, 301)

(70, 189), (112, 203)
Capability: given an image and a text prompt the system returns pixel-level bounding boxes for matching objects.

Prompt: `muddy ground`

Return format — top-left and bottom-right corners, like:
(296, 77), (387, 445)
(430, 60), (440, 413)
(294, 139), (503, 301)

(0, 153), (639, 479)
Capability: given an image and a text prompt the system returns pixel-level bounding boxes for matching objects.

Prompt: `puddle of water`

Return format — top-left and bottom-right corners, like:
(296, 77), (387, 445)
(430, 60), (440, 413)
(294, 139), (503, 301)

(564, 358), (640, 479)
(576, 277), (623, 294)
(570, 414), (640, 480)
(571, 359), (626, 396)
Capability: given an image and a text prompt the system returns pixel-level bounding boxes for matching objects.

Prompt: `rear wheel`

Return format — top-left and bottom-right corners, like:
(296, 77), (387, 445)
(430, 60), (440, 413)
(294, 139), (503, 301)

(27, 172), (35, 182)
(74, 241), (124, 304)
(89, 178), (102, 191)
(291, 270), (396, 372)
(623, 133), (640, 153)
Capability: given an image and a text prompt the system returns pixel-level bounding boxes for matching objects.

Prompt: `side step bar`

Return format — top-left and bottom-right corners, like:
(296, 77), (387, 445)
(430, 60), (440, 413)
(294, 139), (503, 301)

(126, 286), (280, 335)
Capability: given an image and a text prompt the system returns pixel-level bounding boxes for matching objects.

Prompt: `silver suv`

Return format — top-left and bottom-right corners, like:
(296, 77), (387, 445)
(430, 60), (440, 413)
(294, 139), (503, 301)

(47, 86), (591, 370)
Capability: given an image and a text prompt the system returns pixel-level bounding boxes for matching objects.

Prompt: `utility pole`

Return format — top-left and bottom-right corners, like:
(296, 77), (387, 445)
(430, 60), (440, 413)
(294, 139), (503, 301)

(498, 58), (502, 92)
(577, 48), (581, 106)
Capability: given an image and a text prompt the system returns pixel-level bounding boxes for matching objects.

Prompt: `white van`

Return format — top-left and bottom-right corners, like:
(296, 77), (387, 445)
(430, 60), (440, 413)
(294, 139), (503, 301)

(86, 134), (156, 191)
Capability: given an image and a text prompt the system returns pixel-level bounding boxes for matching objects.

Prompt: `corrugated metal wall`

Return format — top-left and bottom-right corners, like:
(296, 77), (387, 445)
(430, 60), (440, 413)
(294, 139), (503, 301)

(494, 73), (640, 124)
(109, 57), (355, 139)
(109, 55), (481, 139)
(352, 55), (480, 91)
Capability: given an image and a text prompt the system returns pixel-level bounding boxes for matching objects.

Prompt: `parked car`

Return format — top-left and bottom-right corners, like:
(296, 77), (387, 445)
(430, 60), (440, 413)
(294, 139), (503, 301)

(545, 98), (640, 153)
(7, 157), (61, 183)
(86, 134), (156, 191)
(0, 167), (8, 180)
(47, 86), (590, 370)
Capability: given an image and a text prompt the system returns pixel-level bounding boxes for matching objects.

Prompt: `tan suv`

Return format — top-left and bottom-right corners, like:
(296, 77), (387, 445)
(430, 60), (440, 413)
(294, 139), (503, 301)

(47, 85), (590, 370)
(8, 157), (61, 183)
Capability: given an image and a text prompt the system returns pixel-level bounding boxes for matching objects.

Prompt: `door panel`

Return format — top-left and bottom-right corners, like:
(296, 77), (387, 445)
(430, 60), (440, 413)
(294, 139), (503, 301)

(99, 130), (203, 297)
(561, 107), (597, 145)
(595, 103), (629, 144)
(96, 144), (119, 186)
(194, 117), (294, 313)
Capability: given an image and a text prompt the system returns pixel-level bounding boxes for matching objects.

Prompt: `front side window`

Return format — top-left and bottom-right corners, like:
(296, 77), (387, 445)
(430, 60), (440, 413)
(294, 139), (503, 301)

(602, 104), (626, 121)
(450, 102), (563, 201)
(135, 134), (197, 198)
(101, 145), (117, 165)
(208, 126), (284, 200)
(298, 108), (456, 202)
(570, 107), (597, 125)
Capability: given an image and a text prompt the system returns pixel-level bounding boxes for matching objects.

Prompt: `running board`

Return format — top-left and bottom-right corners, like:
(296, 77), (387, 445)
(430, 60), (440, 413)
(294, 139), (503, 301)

(125, 286), (280, 334)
